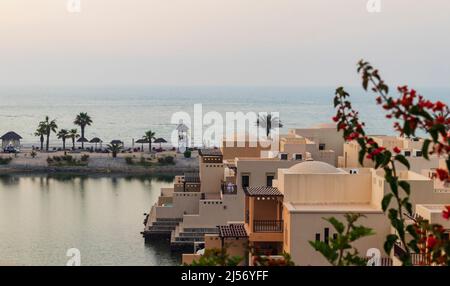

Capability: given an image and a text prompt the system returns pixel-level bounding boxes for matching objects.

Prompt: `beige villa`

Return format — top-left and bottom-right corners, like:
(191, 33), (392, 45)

(143, 124), (344, 252)
(183, 161), (450, 266)
(150, 123), (449, 266)
(338, 135), (441, 174)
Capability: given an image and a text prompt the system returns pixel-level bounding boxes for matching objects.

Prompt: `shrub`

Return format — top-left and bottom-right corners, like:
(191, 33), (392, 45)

(164, 156), (175, 164)
(125, 156), (134, 165)
(183, 150), (192, 158)
(46, 157), (54, 164)
(30, 151), (37, 158)
(0, 157), (12, 165)
(63, 155), (73, 162)
(81, 154), (90, 162)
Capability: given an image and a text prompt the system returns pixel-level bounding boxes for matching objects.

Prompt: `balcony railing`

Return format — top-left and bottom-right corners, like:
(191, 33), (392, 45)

(394, 243), (431, 265)
(221, 182), (237, 195)
(253, 220), (283, 233)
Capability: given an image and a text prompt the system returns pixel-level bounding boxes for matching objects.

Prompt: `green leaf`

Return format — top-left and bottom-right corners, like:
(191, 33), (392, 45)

(381, 193), (393, 212)
(389, 180), (399, 196)
(384, 234), (398, 254)
(388, 209), (398, 221)
(325, 217), (345, 234)
(406, 225), (418, 239)
(333, 96), (340, 108)
(381, 151), (392, 167)
(358, 149), (366, 166)
(349, 225), (374, 242)
(398, 181), (410, 195)
(421, 139), (431, 160)
(404, 201), (413, 216)
(394, 155), (410, 169)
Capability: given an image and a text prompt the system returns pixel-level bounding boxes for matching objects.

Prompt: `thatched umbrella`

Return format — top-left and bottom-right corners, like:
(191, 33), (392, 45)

(90, 137), (103, 150)
(154, 137), (167, 149)
(77, 137), (89, 149)
(110, 140), (123, 146)
(135, 138), (149, 151)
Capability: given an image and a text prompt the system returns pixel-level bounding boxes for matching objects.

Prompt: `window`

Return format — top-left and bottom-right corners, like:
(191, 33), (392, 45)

(294, 153), (303, 160)
(315, 233), (320, 241)
(319, 143), (326, 151)
(266, 175), (274, 187)
(324, 228), (329, 243)
(280, 153), (288, 160)
(415, 151), (423, 157)
(404, 151), (411, 157)
(242, 175), (250, 188)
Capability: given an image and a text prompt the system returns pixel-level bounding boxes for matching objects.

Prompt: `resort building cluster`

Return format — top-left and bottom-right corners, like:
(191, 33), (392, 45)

(143, 123), (450, 266)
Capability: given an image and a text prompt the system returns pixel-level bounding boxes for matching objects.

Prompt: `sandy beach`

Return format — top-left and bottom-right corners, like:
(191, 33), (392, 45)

(0, 148), (199, 175)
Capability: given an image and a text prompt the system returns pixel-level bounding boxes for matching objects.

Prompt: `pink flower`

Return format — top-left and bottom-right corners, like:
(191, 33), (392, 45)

(436, 169), (449, 181)
(443, 206), (450, 220)
(427, 235), (437, 249)
(433, 101), (446, 111)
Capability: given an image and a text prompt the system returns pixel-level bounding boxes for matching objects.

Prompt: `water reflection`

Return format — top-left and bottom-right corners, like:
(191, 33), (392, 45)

(0, 174), (177, 266)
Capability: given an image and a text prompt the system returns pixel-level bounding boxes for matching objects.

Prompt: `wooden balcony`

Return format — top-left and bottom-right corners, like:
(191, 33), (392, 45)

(253, 220), (283, 233)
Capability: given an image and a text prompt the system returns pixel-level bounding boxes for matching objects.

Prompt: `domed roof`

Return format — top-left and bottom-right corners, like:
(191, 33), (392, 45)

(288, 161), (344, 174)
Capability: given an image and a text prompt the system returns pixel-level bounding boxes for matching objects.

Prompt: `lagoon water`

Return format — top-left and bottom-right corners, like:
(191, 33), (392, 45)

(1, 86), (448, 146)
(0, 175), (179, 266)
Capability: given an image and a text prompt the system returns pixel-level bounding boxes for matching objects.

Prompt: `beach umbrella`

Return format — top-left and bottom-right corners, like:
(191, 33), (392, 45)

(77, 137), (89, 149)
(90, 137), (102, 150)
(154, 137), (167, 149)
(110, 140), (124, 147)
(135, 138), (149, 151)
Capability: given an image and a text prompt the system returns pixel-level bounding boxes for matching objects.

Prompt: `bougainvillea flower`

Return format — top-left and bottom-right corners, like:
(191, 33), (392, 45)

(426, 235), (437, 249)
(436, 169), (449, 181)
(443, 206), (450, 220)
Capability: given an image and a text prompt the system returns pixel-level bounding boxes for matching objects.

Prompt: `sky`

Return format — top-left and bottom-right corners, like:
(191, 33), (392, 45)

(1, 0), (450, 87)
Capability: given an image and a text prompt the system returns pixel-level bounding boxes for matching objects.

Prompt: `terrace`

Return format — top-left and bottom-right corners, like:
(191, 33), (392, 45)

(244, 186), (284, 241)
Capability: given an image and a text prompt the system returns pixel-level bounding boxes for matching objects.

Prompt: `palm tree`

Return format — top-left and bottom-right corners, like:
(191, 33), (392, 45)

(34, 123), (46, 151)
(143, 130), (156, 152)
(107, 143), (123, 158)
(68, 129), (80, 150)
(57, 129), (69, 150)
(256, 114), (283, 137)
(41, 116), (58, 151)
(74, 112), (93, 149)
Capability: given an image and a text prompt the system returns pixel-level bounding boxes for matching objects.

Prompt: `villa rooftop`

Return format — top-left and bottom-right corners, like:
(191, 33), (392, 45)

(245, 186), (283, 197)
(199, 148), (222, 157)
(285, 202), (381, 213)
(218, 224), (248, 238)
(184, 172), (200, 183)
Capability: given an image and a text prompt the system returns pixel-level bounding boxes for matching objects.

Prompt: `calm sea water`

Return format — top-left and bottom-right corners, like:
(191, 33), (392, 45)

(0, 175), (179, 266)
(1, 86), (448, 146)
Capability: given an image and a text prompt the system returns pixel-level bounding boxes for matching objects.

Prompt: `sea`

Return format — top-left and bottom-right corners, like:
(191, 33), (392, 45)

(0, 86), (448, 147)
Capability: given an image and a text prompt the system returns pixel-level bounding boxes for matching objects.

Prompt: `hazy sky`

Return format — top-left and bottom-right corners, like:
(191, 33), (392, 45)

(1, 0), (450, 87)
